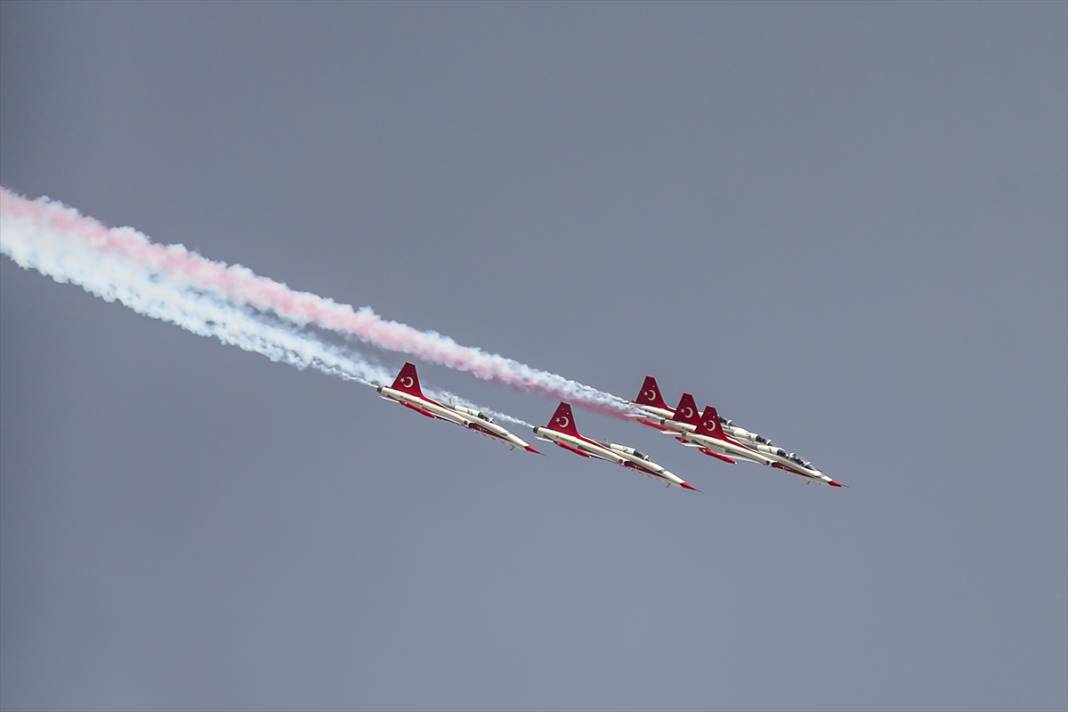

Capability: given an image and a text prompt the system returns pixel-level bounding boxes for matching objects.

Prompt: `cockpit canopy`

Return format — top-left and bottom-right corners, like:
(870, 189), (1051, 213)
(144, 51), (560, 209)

(632, 450), (648, 460)
(477, 412), (494, 423)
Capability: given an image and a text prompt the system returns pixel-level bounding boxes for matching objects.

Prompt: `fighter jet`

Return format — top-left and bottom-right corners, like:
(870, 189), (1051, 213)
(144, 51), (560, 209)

(742, 443), (845, 487)
(676, 406), (777, 466)
(533, 402), (700, 491)
(377, 362), (540, 453)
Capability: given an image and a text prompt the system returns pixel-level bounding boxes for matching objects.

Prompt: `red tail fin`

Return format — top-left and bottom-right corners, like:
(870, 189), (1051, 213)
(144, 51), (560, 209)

(696, 406), (727, 439)
(545, 402), (581, 436)
(390, 362), (425, 397)
(672, 393), (700, 424)
(634, 376), (669, 410)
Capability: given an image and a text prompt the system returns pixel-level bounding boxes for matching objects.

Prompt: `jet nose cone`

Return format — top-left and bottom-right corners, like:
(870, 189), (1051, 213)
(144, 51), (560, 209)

(679, 482), (702, 493)
(827, 479), (845, 488)
(525, 445), (542, 455)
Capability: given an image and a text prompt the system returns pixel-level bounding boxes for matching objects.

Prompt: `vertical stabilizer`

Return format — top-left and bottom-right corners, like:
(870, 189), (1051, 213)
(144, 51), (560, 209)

(672, 393), (701, 424)
(696, 406), (728, 439)
(390, 362), (425, 397)
(634, 376), (669, 410)
(545, 402), (581, 436)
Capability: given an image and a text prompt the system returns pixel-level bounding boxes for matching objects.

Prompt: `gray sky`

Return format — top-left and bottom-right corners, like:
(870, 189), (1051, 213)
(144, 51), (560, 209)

(1, 2), (1065, 711)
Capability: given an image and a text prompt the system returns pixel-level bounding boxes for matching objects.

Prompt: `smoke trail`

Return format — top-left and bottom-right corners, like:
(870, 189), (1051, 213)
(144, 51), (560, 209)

(0, 188), (635, 417)
(0, 200), (530, 427)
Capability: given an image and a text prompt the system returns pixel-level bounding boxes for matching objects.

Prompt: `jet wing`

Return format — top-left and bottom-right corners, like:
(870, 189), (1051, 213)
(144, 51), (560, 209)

(401, 402), (439, 419)
(555, 442), (592, 458)
(701, 449), (736, 464)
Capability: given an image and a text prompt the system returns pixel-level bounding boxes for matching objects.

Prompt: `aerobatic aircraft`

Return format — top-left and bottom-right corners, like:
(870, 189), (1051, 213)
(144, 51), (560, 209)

(741, 443), (845, 487)
(377, 362), (540, 453)
(533, 403), (699, 491)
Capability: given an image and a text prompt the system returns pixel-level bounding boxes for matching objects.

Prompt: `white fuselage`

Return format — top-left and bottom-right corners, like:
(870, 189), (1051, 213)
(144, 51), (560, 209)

(533, 426), (627, 464)
(633, 403), (674, 421)
(533, 428), (687, 488)
(678, 429), (776, 466)
(603, 443), (687, 487)
(655, 416), (697, 436)
(745, 443), (834, 484)
(723, 423), (760, 442)
(379, 387), (533, 451)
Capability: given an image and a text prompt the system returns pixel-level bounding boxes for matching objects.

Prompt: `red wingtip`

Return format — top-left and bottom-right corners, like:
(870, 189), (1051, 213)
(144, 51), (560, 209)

(680, 481), (702, 492)
(525, 445), (542, 455)
(827, 479), (845, 488)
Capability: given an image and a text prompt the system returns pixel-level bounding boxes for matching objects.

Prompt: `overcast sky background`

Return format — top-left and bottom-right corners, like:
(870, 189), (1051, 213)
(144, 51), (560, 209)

(1, 2), (1066, 711)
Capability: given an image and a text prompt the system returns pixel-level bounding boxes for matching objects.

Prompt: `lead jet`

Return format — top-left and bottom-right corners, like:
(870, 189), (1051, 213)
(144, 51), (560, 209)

(741, 443), (845, 488)
(533, 403), (700, 491)
(377, 362), (540, 453)
(677, 406), (777, 467)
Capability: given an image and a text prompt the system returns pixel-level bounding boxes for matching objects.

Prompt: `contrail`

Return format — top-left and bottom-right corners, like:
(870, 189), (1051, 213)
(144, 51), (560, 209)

(0, 192), (530, 427)
(0, 188), (636, 417)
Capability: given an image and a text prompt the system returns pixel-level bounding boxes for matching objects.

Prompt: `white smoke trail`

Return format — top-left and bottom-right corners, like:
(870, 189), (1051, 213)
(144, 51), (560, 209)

(0, 203), (531, 427)
(0, 188), (635, 417)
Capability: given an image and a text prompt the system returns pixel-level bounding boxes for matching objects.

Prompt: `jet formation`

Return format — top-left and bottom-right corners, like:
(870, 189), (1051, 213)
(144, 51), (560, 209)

(377, 363), (844, 493)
